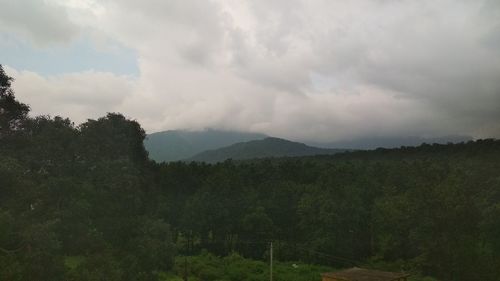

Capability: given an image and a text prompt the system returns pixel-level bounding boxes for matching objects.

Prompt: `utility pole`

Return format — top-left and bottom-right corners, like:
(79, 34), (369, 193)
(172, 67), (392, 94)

(270, 242), (273, 281)
(183, 256), (188, 281)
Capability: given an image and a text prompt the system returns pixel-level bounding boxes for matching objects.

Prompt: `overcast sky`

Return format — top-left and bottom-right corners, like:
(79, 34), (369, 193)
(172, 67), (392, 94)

(1, 0), (499, 142)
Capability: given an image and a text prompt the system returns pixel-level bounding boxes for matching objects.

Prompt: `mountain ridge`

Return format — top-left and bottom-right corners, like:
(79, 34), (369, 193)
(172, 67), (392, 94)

(144, 129), (267, 162)
(144, 128), (473, 163)
(187, 137), (347, 163)
(308, 135), (472, 149)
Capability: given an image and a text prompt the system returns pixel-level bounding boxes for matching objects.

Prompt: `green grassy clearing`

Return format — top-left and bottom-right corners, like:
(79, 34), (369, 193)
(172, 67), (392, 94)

(156, 253), (438, 281)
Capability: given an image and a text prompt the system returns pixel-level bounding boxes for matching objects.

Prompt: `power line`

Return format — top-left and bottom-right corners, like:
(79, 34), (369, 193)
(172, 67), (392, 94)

(179, 238), (367, 267)
(290, 244), (365, 266)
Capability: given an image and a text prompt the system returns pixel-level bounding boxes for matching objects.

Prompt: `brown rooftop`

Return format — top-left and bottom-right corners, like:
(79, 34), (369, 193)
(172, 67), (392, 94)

(321, 267), (410, 281)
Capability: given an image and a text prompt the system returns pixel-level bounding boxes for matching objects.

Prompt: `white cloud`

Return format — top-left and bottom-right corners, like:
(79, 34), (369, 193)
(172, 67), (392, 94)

(6, 66), (136, 124)
(0, 0), (79, 45)
(4, 0), (500, 141)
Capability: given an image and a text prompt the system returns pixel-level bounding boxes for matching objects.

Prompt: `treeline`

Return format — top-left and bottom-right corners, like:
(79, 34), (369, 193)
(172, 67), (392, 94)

(156, 140), (500, 281)
(1, 65), (500, 281)
(1, 66), (173, 281)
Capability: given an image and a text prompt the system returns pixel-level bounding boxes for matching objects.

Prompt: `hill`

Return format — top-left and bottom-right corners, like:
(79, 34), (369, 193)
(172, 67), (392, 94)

(187, 137), (347, 163)
(144, 128), (472, 162)
(144, 129), (267, 162)
(309, 135), (472, 149)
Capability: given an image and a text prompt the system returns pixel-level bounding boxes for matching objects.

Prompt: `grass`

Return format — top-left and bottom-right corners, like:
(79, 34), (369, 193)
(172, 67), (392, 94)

(159, 253), (438, 281)
(66, 253), (439, 281)
(166, 252), (333, 281)
(64, 256), (85, 270)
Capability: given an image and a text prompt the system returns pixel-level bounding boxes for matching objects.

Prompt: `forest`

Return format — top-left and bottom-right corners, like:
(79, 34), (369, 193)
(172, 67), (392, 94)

(1, 64), (500, 281)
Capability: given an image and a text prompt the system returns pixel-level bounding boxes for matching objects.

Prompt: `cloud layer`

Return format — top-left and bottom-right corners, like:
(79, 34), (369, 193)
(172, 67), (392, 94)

(3, 0), (500, 141)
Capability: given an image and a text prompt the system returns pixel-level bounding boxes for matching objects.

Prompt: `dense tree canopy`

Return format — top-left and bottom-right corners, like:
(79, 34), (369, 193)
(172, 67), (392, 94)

(1, 65), (499, 280)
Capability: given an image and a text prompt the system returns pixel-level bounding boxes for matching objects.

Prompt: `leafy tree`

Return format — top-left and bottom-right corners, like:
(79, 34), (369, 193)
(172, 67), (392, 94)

(2, 67), (500, 280)
(0, 65), (29, 140)
(78, 113), (148, 164)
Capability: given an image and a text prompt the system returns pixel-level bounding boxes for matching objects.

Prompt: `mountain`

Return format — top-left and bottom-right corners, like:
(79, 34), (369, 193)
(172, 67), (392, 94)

(145, 129), (469, 163)
(187, 137), (347, 163)
(144, 129), (267, 162)
(308, 135), (472, 150)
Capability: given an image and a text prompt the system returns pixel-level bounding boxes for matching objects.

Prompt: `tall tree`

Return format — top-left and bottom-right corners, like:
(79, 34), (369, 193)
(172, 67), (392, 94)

(78, 113), (148, 164)
(0, 65), (29, 139)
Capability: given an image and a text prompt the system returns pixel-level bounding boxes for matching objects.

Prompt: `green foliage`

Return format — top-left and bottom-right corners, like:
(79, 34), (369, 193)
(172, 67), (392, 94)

(1, 64), (499, 280)
(64, 255), (85, 270)
(78, 112), (148, 164)
(0, 65), (29, 140)
(171, 253), (334, 281)
(65, 252), (123, 281)
(0, 66), (175, 280)
(131, 218), (176, 273)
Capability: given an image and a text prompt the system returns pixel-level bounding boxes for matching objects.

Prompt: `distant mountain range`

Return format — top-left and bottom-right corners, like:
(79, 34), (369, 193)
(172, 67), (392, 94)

(308, 135), (472, 150)
(144, 129), (267, 162)
(145, 129), (472, 163)
(187, 137), (347, 163)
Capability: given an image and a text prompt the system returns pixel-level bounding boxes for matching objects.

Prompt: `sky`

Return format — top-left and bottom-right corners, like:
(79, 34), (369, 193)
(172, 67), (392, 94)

(1, 0), (499, 142)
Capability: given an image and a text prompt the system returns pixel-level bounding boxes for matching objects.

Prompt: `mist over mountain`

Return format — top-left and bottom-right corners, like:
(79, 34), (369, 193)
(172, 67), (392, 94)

(145, 128), (473, 162)
(187, 137), (347, 163)
(144, 129), (267, 162)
